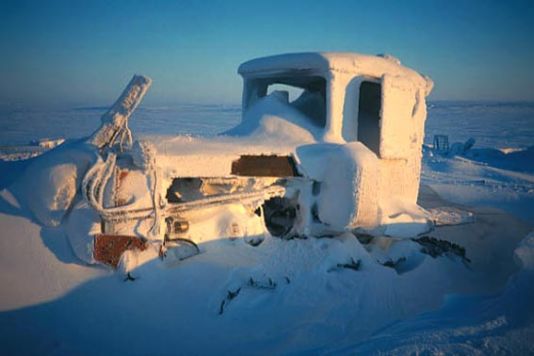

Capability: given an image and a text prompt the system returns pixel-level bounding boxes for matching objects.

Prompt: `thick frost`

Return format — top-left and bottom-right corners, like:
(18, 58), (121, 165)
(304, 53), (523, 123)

(9, 140), (97, 227)
(89, 75), (152, 149)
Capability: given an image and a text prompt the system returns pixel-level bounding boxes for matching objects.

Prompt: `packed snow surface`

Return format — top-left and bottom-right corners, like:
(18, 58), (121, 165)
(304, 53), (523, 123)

(1, 101), (533, 354)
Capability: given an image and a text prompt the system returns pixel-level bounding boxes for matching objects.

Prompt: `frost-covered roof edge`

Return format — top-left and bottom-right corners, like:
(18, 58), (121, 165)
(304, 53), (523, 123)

(238, 52), (432, 92)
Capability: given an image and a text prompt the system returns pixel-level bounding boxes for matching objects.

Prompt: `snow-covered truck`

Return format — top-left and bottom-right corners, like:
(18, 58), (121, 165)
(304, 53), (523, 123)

(12, 52), (433, 267)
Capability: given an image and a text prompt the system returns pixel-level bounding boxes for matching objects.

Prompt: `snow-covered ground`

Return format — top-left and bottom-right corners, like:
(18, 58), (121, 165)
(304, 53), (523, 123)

(0, 101), (533, 354)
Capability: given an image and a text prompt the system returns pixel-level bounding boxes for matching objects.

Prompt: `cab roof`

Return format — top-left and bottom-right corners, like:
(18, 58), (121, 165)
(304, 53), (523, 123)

(238, 52), (431, 90)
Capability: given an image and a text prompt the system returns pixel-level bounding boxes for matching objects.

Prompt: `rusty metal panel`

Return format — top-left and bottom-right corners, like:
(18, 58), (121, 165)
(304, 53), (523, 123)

(231, 155), (299, 177)
(94, 234), (147, 268)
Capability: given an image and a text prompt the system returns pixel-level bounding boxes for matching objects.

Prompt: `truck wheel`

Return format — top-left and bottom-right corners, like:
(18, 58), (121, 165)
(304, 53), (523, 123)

(262, 197), (297, 238)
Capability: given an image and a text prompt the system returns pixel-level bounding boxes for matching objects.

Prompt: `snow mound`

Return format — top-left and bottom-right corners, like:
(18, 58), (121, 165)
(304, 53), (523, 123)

(514, 230), (534, 270)
(338, 230), (534, 354)
(223, 93), (320, 142)
(9, 140), (97, 227)
(65, 200), (100, 264)
(465, 146), (534, 174)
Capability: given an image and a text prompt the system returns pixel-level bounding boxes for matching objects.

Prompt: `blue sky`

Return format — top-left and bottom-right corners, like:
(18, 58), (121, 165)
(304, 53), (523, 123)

(1, 0), (533, 106)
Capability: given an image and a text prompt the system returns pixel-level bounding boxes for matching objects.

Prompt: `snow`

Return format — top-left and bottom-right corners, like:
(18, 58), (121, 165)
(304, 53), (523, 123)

(238, 52), (431, 90)
(515, 231), (534, 270)
(426, 206), (475, 226)
(65, 200), (100, 264)
(382, 212), (431, 238)
(339, 231), (534, 355)
(8, 140), (97, 227)
(1, 77), (534, 352)
(425, 101), (534, 149)
(422, 144), (534, 223)
(297, 141), (381, 229)
(0, 199), (105, 311)
(224, 93), (321, 141)
(0, 198), (531, 354)
(88, 75), (151, 149)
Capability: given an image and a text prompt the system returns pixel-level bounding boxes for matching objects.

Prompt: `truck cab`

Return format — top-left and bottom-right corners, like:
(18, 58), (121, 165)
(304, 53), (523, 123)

(93, 53), (434, 245)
